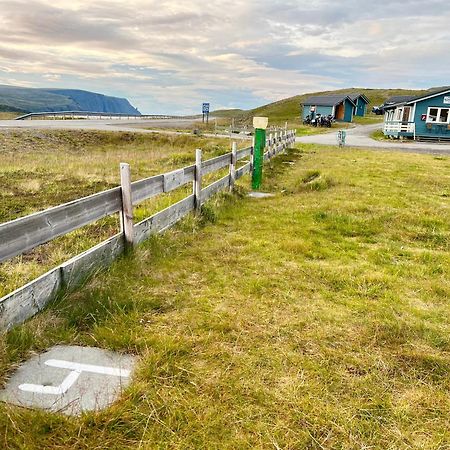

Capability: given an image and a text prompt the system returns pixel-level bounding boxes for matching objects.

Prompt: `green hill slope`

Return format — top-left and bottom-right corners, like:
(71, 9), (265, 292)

(213, 88), (428, 125)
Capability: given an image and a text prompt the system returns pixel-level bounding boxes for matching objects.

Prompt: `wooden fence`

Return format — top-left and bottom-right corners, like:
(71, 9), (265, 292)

(0, 129), (296, 330)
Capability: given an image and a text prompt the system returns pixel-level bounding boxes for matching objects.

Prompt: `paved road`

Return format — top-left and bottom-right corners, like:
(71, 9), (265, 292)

(0, 117), (199, 133)
(297, 123), (450, 155)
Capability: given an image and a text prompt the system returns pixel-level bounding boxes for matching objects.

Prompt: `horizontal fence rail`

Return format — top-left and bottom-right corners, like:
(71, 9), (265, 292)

(0, 129), (296, 330)
(0, 187), (122, 263)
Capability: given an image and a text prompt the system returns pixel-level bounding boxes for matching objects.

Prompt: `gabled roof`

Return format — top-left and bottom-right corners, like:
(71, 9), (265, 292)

(405, 86), (450, 105)
(383, 87), (450, 110)
(385, 95), (416, 105)
(350, 93), (370, 104)
(302, 94), (356, 107)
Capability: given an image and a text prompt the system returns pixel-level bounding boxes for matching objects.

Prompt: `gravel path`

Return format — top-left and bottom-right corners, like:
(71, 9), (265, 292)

(297, 123), (450, 155)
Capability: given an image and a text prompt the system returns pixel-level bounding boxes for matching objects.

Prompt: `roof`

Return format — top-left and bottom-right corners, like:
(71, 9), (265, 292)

(302, 94), (356, 107)
(405, 86), (450, 105)
(384, 95), (416, 105)
(350, 93), (370, 104)
(383, 87), (450, 110)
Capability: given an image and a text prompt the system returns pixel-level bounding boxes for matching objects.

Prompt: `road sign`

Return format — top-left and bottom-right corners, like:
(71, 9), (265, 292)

(0, 345), (136, 415)
(202, 103), (210, 114)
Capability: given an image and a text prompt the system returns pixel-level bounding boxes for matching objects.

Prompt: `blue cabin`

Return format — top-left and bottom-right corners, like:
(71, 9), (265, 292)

(302, 94), (356, 123)
(351, 94), (370, 117)
(383, 87), (450, 141)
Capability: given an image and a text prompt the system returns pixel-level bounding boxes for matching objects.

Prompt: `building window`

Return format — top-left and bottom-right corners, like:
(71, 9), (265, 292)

(427, 107), (450, 123)
(439, 108), (449, 123)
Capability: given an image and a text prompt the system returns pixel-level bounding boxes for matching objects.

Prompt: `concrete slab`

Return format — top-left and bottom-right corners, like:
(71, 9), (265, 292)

(0, 345), (136, 416)
(248, 191), (275, 198)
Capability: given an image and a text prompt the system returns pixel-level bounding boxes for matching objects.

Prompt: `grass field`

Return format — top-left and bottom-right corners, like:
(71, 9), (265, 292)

(0, 129), (236, 297)
(0, 139), (449, 448)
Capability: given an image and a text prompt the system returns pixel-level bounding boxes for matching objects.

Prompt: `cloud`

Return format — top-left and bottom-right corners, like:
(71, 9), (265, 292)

(0, 0), (449, 113)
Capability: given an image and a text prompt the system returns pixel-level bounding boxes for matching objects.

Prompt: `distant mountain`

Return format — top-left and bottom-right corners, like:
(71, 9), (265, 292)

(0, 85), (140, 115)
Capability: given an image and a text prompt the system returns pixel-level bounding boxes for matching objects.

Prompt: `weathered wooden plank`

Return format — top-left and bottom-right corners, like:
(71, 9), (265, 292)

(120, 163), (134, 246)
(202, 153), (231, 175)
(0, 187), (122, 264)
(163, 168), (185, 192)
(61, 233), (124, 291)
(194, 149), (202, 214)
(131, 174), (164, 205)
(0, 268), (62, 330)
(132, 165), (195, 205)
(236, 162), (251, 180)
(230, 142), (237, 191)
(183, 164), (195, 182)
(201, 174), (230, 203)
(134, 195), (195, 244)
(0, 233), (126, 329)
(237, 146), (252, 160)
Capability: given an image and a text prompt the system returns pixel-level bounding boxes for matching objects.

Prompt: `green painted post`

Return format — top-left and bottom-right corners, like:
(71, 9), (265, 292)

(251, 117), (268, 190)
(252, 128), (265, 190)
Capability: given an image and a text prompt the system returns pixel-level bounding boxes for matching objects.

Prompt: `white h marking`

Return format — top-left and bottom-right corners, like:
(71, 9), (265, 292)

(18, 359), (130, 395)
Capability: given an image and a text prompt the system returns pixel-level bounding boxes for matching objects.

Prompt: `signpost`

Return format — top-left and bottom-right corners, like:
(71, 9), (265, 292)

(337, 130), (346, 147)
(252, 116), (268, 190)
(202, 102), (210, 124)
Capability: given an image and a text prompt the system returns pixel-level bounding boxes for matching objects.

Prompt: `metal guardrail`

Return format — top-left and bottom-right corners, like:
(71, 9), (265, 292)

(15, 111), (201, 121)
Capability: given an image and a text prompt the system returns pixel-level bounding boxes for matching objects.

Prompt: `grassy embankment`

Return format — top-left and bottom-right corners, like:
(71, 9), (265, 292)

(0, 130), (236, 297)
(0, 140), (449, 448)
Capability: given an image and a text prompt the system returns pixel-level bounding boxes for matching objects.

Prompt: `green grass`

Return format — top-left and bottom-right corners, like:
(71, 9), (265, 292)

(0, 143), (449, 448)
(371, 129), (388, 141)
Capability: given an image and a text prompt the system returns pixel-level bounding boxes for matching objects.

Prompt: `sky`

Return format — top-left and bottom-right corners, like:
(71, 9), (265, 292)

(0, 0), (449, 114)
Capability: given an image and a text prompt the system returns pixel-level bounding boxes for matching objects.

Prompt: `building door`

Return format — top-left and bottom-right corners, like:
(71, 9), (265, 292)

(402, 107), (411, 122)
(335, 103), (345, 120)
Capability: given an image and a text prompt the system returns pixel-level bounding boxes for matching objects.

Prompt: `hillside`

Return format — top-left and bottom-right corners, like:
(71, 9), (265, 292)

(213, 88), (428, 124)
(0, 85), (140, 115)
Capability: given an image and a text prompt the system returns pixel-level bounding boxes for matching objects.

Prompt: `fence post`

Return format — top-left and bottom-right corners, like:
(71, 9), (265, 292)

(250, 137), (254, 175)
(268, 133), (273, 161)
(120, 162), (134, 247)
(194, 148), (202, 213)
(230, 142), (237, 192)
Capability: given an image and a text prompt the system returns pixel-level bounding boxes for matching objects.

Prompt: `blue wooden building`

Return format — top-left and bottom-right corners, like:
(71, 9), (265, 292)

(383, 87), (450, 141)
(302, 94), (357, 123)
(351, 94), (370, 117)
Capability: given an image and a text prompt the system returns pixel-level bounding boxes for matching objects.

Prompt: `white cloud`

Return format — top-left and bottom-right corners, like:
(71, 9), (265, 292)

(0, 0), (449, 113)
